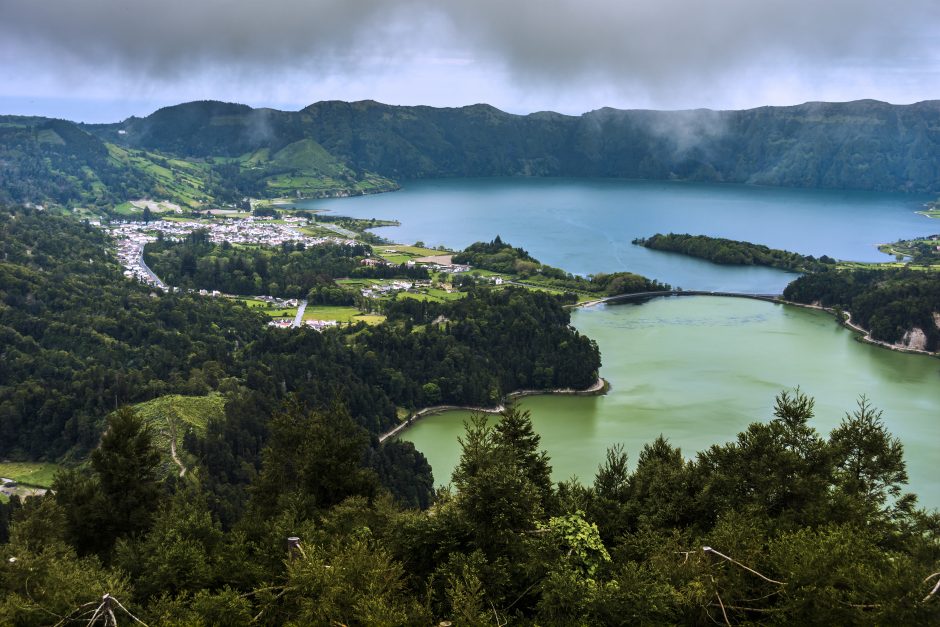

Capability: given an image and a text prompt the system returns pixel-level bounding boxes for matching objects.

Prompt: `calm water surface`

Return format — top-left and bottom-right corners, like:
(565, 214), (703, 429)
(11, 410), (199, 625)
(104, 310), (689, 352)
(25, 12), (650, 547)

(300, 178), (933, 293)
(405, 297), (940, 507)
(298, 179), (939, 506)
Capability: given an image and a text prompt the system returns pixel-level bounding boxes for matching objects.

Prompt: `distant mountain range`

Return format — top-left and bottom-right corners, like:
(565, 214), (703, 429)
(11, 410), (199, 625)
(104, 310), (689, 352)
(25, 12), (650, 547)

(3, 99), (940, 212)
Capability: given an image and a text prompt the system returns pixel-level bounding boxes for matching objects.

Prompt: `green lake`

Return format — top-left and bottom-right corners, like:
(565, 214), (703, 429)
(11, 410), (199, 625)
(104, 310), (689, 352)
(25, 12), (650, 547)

(299, 179), (940, 507)
(403, 296), (940, 506)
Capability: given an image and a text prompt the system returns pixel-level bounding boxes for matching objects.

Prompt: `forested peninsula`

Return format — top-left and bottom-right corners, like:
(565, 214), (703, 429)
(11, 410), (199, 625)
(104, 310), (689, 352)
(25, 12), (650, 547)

(453, 236), (671, 296)
(0, 207), (599, 464)
(631, 232), (940, 353)
(785, 268), (940, 352)
(634, 232), (836, 273)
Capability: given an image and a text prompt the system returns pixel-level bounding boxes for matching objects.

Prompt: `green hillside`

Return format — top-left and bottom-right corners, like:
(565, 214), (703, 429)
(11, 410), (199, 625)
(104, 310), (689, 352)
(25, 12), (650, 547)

(98, 98), (940, 193)
(128, 394), (226, 477)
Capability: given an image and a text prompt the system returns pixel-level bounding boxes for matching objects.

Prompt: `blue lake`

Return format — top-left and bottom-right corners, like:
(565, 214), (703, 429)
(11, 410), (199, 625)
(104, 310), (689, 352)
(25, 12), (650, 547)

(298, 178), (933, 293)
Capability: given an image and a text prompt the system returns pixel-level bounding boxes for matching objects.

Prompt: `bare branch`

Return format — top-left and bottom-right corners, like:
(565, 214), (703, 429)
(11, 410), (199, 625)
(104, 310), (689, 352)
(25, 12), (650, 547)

(703, 546), (785, 586)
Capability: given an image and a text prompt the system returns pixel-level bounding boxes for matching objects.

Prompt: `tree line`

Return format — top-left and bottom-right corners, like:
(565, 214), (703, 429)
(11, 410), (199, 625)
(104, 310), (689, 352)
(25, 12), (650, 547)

(1, 388), (938, 624)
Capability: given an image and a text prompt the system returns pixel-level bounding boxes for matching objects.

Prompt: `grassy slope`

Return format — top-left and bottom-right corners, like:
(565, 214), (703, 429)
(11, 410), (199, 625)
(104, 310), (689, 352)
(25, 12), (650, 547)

(0, 462), (61, 488)
(257, 138), (398, 197)
(303, 305), (385, 325)
(106, 143), (212, 209)
(129, 394), (226, 477)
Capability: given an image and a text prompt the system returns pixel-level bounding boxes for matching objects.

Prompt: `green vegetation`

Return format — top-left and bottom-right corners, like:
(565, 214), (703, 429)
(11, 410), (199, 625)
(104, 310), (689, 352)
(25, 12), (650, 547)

(303, 305), (385, 325)
(879, 234), (940, 265)
(128, 394), (225, 475)
(144, 231), (429, 304)
(0, 205), (599, 466)
(0, 463), (61, 488)
(2, 390), (939, 624)
(0, 108), (398, 214)
(232, 297), (297, 318)
(95, 99), (940, 194)
(635, 232), (836, 272)
(12, 98), (940, 215)
(454, 236), (671, 297)
(784, 267), (940, 351)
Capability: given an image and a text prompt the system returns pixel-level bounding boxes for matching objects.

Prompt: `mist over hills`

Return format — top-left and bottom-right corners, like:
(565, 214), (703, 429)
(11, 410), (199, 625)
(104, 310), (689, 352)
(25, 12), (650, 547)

(3, 98), (940, 210)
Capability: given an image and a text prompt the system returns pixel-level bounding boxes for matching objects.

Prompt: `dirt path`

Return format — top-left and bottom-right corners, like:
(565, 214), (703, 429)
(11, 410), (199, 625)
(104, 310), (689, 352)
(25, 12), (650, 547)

(164, 424), (188, 478)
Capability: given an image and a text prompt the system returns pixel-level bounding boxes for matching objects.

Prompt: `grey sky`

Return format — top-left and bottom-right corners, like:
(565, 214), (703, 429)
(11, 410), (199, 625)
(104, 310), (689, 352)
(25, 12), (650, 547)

(1, 0), (938, 122)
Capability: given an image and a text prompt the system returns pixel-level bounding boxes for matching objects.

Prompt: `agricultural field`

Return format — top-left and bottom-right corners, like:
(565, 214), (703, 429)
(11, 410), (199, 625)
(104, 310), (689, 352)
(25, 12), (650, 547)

(374, 244), (451, 264)
(303, 305), (385, 325)
(397, 287), (466, 303)
(233, 297), (298, 318)
(0, 462), (61, 488)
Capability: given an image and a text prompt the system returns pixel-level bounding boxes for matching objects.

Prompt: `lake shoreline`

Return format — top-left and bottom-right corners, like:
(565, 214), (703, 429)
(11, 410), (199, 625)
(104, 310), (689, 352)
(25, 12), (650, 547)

(776, 299), (939, 357)
(578, 291), (938, 358)
(379, 376), (609, 443)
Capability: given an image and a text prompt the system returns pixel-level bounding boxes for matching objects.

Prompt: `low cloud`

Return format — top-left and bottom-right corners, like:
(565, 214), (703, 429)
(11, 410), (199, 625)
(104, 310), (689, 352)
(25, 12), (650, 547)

(1, 0), (938, 111)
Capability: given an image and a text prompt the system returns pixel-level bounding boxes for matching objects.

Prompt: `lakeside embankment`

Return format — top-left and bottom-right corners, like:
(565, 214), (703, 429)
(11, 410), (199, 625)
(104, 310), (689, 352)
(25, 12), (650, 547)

(777, 299), (939, 357)
(379, 377), (609, 443)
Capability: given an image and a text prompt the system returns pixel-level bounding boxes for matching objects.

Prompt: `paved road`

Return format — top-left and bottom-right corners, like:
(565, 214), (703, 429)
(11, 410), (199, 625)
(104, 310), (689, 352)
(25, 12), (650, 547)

(137, 246), (168, 290)
(292, 299), (307, 328)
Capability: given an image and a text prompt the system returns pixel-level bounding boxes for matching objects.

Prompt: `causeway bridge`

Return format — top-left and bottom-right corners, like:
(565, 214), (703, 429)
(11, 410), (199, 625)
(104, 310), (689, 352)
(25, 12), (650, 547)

(576, 290), (783, 307)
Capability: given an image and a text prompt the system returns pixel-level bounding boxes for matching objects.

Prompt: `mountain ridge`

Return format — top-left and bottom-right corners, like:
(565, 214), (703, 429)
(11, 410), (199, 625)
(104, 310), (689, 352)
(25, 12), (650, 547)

(3, 98), (940, 212)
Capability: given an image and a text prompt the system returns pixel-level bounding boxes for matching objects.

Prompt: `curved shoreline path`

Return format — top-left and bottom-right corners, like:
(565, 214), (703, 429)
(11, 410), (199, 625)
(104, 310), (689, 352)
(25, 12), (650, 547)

(379, 377), (608, 443)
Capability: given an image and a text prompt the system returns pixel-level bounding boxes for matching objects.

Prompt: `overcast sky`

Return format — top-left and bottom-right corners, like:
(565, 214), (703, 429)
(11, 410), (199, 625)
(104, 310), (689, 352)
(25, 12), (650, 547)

(1, 0), (938, 122)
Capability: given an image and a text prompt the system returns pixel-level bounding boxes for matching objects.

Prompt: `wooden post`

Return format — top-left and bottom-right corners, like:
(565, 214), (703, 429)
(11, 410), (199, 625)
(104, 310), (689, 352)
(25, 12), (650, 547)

(287, 536), (301, 561)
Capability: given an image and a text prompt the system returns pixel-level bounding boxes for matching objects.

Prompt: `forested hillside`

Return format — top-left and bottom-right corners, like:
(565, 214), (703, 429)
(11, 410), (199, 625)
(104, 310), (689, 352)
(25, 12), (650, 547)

(784, 268), (940, 350)
(0, 207), (599, 462)
(6, 99), (940, 211)
(101, 98), (940, 192)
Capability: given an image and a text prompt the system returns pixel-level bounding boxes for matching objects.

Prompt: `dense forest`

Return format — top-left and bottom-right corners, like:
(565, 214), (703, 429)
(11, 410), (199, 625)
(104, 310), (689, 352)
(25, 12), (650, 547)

(143, 231), (427, 301)
(0, 208), (599, 463)
(1, 387), (939, 624)
(784, 268), (940, 350)
(455, 236), (671, 295)
(635, 233), (837, 273)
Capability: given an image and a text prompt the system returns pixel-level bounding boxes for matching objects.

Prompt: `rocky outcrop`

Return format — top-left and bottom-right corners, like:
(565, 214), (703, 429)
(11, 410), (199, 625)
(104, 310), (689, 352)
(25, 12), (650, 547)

(899, 327), (928, 351)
